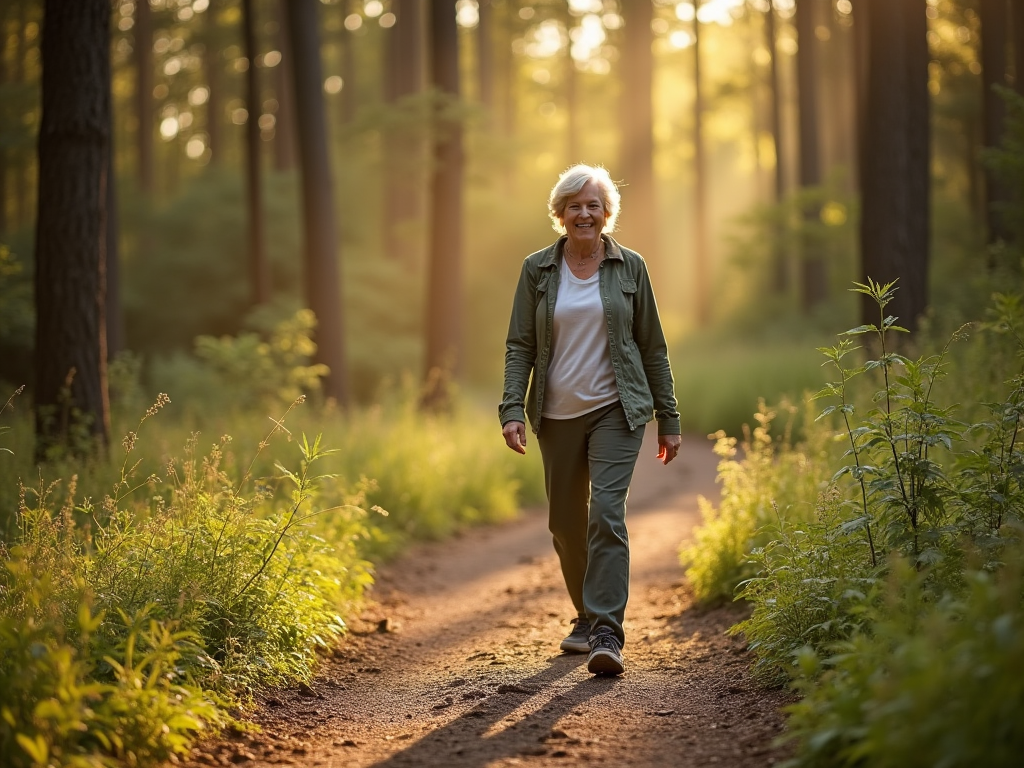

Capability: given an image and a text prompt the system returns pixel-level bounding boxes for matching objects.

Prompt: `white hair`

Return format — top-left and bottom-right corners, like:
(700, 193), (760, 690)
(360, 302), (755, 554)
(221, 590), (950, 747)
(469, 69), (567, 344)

(547, 164), (621, 234)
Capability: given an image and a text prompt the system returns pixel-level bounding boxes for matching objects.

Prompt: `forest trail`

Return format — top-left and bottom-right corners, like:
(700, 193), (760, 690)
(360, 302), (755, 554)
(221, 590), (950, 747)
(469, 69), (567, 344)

(182, 429), (792, 768)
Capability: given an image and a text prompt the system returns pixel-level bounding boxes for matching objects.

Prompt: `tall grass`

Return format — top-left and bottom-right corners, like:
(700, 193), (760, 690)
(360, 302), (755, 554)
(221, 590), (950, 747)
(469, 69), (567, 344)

(0, 370), (543, 766)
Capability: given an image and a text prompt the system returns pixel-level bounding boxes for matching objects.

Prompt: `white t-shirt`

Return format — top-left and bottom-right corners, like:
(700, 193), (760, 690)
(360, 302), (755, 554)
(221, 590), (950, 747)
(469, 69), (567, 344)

(541, 258), (620, 419)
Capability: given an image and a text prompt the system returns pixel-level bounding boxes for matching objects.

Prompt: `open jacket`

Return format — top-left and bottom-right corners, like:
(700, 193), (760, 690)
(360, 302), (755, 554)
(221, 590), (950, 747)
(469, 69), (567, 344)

(499, 234), (681, 436)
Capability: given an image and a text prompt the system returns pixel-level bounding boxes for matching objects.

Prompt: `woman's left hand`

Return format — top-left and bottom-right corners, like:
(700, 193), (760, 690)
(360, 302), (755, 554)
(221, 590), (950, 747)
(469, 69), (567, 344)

(657, 434), (682, 465)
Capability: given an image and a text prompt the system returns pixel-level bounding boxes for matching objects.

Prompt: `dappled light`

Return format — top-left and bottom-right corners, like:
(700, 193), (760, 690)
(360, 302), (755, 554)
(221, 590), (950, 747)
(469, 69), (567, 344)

(3, 0), (1024, 766)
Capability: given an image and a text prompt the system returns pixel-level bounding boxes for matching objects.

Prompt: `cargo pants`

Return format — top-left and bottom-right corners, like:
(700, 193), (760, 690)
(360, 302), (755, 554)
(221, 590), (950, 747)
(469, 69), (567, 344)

(537, 401), (644, 648)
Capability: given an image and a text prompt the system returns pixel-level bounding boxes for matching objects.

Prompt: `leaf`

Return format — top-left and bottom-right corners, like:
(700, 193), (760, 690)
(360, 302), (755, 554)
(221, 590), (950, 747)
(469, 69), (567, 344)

(842, 324), (877, 336)
(16, 733), (48, 764)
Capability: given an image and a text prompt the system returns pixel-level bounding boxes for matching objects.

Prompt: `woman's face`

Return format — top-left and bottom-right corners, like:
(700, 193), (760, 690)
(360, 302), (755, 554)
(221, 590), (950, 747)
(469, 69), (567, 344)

(560, 180), (607, 246)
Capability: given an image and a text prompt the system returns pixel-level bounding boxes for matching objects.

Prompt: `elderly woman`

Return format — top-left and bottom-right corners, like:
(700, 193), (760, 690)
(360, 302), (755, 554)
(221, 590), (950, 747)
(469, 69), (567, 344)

(499, 164), (681, 675)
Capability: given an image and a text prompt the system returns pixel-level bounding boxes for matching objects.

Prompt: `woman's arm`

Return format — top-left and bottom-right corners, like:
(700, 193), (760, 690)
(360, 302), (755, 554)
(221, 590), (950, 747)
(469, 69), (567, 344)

(499, 259), (538, 429)
(631, 259), (681, 436)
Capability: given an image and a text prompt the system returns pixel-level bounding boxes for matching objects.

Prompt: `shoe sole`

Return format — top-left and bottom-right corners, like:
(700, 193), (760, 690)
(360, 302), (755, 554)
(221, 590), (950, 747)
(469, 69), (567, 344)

(587, 649), (624, 675)
(559, 638), (591, 653)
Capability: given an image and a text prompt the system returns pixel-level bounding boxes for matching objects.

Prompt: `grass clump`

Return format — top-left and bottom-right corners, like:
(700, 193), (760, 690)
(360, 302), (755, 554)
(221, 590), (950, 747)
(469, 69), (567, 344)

(0, 397), (374, 766)
(680, 399), (832, 603)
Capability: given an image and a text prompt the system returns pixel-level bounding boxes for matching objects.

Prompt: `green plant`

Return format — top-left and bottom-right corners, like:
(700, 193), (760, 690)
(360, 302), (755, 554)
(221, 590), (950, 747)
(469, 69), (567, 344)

(815, 279), (968, 566)
(680, 399), (831, 603)
(731, 488), (878, 686)
(783, 545), (1024, 768)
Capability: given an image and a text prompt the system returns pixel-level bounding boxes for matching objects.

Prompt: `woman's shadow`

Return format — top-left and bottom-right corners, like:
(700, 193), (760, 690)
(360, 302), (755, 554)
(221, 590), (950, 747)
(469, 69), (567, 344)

(368, 652), (620, 767)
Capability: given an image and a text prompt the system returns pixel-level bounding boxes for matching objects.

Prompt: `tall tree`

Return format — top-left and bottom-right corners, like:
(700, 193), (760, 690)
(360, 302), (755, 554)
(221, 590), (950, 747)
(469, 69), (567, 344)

(765, 0), (787, 292)
(618, 0), (657, 266)
(204, 0), (222, 164)
(859, 0), (930, 331)
(287, 0), (349, 405)
(34, 0), (112, 457)
(272, 0), (296, 171)
(106, 123), (123, 359)
(382, 0), (425, 260)
(135, 0), (154, 193)
(979, 0), (1012, 244)
(423, 0), (464, 406)
(795, 0), (825, 310)
(242, 0), (269, 305)
(693, 1), (710, 327)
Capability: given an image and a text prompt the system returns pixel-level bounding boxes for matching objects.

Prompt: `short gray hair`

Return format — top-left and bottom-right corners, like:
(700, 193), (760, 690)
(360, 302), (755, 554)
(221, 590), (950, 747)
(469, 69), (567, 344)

(547, 164), (621, 234)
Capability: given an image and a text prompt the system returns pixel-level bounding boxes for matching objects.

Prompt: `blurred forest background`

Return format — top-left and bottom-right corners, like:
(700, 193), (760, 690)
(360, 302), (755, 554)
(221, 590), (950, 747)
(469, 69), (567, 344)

(2, 0), (1020, 442)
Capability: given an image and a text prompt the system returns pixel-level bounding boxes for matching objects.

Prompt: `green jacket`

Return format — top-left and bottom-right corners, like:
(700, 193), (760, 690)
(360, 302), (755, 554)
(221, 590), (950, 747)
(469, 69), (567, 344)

(499, 235), (681, 436)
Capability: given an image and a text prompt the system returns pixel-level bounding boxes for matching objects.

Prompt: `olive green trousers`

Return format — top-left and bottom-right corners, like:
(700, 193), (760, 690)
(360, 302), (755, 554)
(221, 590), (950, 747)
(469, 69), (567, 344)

(537, 401), (644, 648)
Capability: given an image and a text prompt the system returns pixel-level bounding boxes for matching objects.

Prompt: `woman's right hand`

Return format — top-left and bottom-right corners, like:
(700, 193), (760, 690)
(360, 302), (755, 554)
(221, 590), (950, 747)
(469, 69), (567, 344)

(502, 421), (527, 454)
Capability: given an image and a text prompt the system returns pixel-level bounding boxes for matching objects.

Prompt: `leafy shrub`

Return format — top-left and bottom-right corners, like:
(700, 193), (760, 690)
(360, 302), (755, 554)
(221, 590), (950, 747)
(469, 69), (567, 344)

(680, 399), (831, 603)
(731, 487), (878, 685)
(783, 546), (1024, 768)
(0, 399), (373, 766)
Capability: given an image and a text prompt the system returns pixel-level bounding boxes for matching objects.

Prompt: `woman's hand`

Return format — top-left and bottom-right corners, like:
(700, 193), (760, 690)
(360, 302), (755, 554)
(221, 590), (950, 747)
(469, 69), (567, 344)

(502, 421), (527, 454)
(657, 434), (682, 465)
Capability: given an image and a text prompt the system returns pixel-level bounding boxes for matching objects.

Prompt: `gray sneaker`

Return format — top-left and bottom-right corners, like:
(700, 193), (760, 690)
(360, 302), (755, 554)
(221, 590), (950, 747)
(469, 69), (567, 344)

(587, 627), (624, 675)
(559, 617), (591, 653)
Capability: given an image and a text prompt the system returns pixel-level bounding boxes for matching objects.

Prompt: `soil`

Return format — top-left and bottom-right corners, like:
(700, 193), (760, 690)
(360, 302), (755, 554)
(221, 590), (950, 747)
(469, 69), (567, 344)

(179, 430), (794, 768)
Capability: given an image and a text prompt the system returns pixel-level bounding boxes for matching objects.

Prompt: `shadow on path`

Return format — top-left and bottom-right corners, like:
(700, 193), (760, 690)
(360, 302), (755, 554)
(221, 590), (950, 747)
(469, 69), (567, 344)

(368, 653), (614, 767)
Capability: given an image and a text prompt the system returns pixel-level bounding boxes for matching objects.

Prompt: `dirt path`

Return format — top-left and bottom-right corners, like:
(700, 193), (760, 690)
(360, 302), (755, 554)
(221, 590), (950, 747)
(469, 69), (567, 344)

(184, 430), (792, 767)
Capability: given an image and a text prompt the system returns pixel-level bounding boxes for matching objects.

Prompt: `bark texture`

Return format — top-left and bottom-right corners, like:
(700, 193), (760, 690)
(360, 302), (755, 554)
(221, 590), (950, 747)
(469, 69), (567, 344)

(34, 0), (112, 457)
(287, 0), (349, 405)
(859, 0), (930, 331)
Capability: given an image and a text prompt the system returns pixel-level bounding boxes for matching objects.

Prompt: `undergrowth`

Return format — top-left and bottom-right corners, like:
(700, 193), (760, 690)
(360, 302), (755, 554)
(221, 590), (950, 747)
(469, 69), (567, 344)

(0, 324), (544, 766)
(685, 280), (1024, 767)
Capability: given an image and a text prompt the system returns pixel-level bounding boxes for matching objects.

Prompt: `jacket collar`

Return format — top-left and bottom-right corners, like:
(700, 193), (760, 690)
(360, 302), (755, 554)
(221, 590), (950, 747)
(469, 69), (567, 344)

(539, 234), (625, 268)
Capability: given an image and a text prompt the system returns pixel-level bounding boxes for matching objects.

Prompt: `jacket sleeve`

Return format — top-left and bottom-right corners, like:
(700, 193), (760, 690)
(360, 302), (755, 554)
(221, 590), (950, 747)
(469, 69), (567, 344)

(499, 258), (537, 427)
(631, 259), (681, 435)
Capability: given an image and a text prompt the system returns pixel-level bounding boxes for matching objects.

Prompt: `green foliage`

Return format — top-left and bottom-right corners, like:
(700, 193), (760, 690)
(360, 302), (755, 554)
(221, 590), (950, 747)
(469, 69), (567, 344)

(189, 308), (328, 411)
(731, 488), (878, 686)
(672, 336), (829, 438)
(782, 547), (1024, 768)
(680, 399), (831, 603)
(692, 282), (1024, 766)
(0, 400), (373, 766)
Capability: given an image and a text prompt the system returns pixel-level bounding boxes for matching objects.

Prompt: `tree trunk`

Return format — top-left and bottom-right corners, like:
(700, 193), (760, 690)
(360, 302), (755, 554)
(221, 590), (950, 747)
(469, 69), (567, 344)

(136, 0), (154, 193)
(107, 125), (123, 359)
(423, 0), (464, 407)
(979, 0), (1011, 244)
(766, 0), (787, 292)
(796, 0), (826, 311)
(205, 0), (222, 164)
(618, 0), (657, 267)
(382, 0), (425, 260)
(287, 0), (349, 405)
(34, 0), (111, 458)
(243, 0), (270, 305)
(859, 0), (929, 331)
(693, 4), (710, 327)
(272, 0), (296, 171)
(477, 0), (494, 112)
